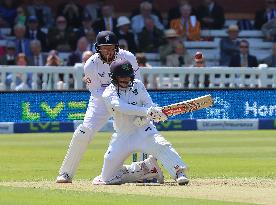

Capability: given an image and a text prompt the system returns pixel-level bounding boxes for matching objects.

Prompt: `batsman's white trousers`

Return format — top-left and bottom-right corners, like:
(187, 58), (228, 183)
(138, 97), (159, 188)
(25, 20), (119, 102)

(101, 127), (188, 182)
(59, 96), (110, 177)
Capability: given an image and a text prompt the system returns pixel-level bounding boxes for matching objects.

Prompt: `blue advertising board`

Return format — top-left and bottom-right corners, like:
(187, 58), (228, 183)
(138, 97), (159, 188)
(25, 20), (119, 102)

(0, 89), (275, 122)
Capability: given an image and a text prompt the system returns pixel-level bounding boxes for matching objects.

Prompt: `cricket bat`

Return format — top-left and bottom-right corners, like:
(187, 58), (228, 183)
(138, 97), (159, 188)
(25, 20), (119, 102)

(162, 94), (213, 117)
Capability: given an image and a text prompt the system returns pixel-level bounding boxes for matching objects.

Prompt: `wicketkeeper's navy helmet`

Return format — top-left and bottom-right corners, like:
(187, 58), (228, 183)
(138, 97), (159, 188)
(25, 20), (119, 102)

(95, 30), (119, 53)
(110, 58), (134, 86)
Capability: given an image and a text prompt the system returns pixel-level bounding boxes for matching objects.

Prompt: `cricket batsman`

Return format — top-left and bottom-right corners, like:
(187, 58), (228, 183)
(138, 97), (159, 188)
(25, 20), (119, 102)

(92, 59), (189, 185)
(57, 31), (161, 183)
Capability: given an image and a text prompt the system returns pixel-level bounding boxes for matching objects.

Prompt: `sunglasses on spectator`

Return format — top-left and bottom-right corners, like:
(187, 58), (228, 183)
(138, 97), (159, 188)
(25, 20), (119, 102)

(240, 45), (248, 48)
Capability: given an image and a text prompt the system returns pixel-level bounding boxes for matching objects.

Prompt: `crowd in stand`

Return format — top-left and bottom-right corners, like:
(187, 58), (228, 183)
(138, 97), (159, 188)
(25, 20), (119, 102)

(1, 0), (276, 90)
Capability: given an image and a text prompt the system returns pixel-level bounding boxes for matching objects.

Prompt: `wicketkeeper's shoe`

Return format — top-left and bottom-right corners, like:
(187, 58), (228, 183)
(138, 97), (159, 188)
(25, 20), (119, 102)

(176, 171), (189, 185)
(146, 155), (164, 184)
(56, 173), (72, 183)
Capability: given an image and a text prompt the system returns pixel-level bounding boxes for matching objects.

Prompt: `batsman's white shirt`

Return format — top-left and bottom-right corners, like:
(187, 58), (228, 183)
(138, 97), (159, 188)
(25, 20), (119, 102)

(82, 49), (141, 129)
(101, 79), (187, 181)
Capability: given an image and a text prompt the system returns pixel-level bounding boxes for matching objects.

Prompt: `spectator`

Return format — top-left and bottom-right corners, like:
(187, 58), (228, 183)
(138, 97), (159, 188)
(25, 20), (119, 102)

(67, 37), (89, 66)
(196, 0), (225, 29)
(254, 0), (276, 29)
(13, 24), (31, 56)
(229, 39), (258, 67)
(136, 52), (152, 67)
(14, 6), (26, 25)
(6, 53), (32, 90)
(0, 0), (17, 27)
(158, 29), (180, 65)
(47, 16), (77, 52)
(45, 50), (63, 89)
(167, 0), (192, 27)
(261, 17), (276, 41)
(0, 41), (16, 65)
(166, 40), (192, 67)
(84, 0), (103, 21)
(170, 3), (201, 41)
(130, 0), (163, 25)
(25, 15), (48, 51)
(57, 0), (83, 29)
(260, 43), (276, 67)
(115, 16), (137, 54)
(27, 0), (53, 28)
(137, 16), (164, 52)
(219, 24), (240, 66)
(29, 40), (46, 66)
(76, 14), (97, 40)
(131, 1), (164, 35)
(192, 51), (209, 87)
(93, 4), (117, 34)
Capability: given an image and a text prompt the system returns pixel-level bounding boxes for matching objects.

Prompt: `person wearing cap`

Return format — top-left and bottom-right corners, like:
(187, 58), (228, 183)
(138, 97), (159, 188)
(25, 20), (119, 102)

(0, 41), (16, 65)
(115, 16), (137, 53)
(25, 15), (47, 51)
(158, 29), (180, 65)
(189, 51), (209, 88)
(219, 24), (240, 66)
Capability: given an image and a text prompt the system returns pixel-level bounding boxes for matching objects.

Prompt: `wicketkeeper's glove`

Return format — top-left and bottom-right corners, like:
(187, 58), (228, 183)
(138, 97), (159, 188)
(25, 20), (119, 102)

(146, 106), (168, 122)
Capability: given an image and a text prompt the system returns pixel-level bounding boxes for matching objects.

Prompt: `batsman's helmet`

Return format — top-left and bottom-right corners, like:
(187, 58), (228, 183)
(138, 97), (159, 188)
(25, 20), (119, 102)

(110, 59), (134, 86)
(95, 30), (119, 53)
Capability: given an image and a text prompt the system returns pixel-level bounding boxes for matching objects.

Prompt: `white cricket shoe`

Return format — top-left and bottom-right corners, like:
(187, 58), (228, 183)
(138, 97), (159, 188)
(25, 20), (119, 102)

(145, 155), (164, 184)
(176, 171), (189, 185)
(56, 173), (72, 183)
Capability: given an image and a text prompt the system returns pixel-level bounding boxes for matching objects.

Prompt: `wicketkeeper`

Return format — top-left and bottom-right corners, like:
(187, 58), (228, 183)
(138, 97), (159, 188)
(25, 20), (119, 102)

(92, 59), (189, 185)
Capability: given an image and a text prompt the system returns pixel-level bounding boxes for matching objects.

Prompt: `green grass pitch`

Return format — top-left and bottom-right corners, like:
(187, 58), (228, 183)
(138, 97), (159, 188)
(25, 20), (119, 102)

(0, 130), (276, 205)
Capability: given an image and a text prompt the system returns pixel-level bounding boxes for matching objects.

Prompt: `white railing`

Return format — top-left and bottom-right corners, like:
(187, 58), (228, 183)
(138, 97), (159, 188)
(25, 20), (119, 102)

(0, 65), (276, 90)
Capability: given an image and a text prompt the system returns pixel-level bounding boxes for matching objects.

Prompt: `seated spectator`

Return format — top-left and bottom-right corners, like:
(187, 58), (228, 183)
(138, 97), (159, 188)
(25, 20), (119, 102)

(196, 0), (225, 29)
(254, 0), (276, 29)
(192, 51), (209, 87)
(67, 37), (89, 66)
(27, 0), (53, 28)
(170, 3), (201, 41)
(13, 24), (31, 56)
(219, 24), (240, 66)
(0, 0), (17, 27)
(57, 0), (83, 29)
(137, 16), (164, 52)
(84, 0), (103, 21)
(76, 14), (97, 40)
(115, 16), (137, 54)
(47, 16), (77, 52)
(260, 43), (276, 67)
(29, 40), (46, 66)
(0, 41), (16, 65)
(167, 0), (192, 27)
(136, 52), (152, 67)
(158, 29), (180, 65)
(229, 39), (258, 67)
(14, 6), (26, 25)
(166, 41), (192, 67)
(237, 19), (254, 30)
(93, 4), (117, 34)
(25, 15), (48, 51)
(6, 53), (32, 90)
(131, 1), (164, 35)
(45, 50), (63, 89)
(262, 16), (276, 41)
